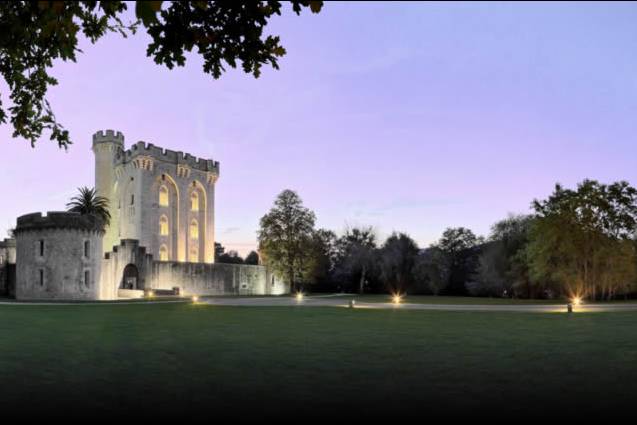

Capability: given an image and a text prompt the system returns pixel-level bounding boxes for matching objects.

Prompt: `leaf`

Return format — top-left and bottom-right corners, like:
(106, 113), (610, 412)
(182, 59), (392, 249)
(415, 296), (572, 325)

(136, 1), (162, 27)
(272, 46), (286, 57)
(309, 1), (323, 13)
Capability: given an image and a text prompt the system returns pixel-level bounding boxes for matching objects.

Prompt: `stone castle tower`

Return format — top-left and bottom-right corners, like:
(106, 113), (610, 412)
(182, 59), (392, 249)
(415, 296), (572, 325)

(92, 130), (219, 263)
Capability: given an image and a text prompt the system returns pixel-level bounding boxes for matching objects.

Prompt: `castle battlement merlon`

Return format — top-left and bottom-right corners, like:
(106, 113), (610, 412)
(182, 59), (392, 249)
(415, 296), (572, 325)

(92, 129), (125, 145)
(15, 211), (104, 234)
(117, 140), (220, 173)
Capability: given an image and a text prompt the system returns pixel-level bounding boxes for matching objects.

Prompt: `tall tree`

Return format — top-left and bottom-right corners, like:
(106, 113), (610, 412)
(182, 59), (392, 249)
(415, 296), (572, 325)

(436, 227), (481, 295)
(66, 186), (110, 229)
(473, 215), (535, 297)
(379, 232), (419, 295)
(258, 189), (316, 293)
(527, 180), (637, 300)
(304, 228), (337, 289)
(413, 246), (451, 295)
(0, 1), (323, 148)
(244, 250), (260, 265)
(334, 226), (377, 294)
(214, 242), (225, 262)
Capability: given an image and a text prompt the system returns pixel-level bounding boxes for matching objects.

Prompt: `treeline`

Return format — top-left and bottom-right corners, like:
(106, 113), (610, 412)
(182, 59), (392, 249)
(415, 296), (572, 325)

(214, 243), (260, 265)
(256, 180), (637, 300)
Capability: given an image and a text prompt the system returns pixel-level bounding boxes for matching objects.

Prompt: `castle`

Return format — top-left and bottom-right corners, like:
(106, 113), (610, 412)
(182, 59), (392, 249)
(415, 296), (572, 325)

(0, 130), (288, 300)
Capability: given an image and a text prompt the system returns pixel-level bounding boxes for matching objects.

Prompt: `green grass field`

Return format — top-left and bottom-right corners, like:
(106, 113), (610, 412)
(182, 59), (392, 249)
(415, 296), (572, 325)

(329, 294), (569, 304)
(1, 303), (636, 418)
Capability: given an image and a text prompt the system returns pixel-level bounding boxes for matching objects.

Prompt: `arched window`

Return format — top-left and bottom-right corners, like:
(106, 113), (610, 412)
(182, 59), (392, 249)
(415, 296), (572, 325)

(190, 219), (199, 239)
(189, 247), (198, 263)
(159, 245), (168, 261)
(191, 191), (199, 211)
(159, 215), (169, 236)
(159, 185), (169, 207)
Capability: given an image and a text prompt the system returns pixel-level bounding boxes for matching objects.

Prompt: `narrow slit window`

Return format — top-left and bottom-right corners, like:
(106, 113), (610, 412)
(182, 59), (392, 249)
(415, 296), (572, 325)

(84, 240), (90, 258)
(190, 220), (199, 239)
(191, 191), (199, 211)
(159, 185), (169, 207)
(159, 215), (169, 236)
(159, 245), (168, 261)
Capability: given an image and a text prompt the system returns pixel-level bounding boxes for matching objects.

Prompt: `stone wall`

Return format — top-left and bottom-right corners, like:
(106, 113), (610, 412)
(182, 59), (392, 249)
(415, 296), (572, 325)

(150, 261), (288, 296)
(14, 212), (104, 300)
(0, 238), (16, 296)
(99, 239), (154, 299)
(99, 239), (289, 299)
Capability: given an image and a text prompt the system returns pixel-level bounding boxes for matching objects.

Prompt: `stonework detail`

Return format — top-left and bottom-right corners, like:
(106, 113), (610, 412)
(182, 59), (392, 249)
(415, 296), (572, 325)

(14, 212), (104, 300)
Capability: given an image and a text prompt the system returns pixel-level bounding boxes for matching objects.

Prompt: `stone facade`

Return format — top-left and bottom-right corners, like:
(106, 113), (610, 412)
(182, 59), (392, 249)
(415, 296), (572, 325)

(0, 238), (16, 296)
(14, 212), (104, 300)
(93, 130), (219, 264)
(8, 130), (289, 300)
(99, 239), (287, 298)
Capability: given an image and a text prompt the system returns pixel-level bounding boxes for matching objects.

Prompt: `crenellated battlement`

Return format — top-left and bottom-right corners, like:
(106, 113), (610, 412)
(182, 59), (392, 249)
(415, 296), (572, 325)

(92, 129), (125, 146)
(115, 140), (220, 174)
(15, 212), (104, 234)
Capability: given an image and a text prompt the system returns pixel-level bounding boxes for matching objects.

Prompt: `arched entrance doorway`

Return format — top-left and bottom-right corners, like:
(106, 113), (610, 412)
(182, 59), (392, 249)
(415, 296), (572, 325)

(122, 264), (139, 290)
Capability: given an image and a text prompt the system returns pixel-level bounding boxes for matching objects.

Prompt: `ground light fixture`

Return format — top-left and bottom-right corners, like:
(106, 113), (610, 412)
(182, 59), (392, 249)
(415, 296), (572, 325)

(296, 292), (304, 302)
(392, 294), (402, 305)
(147, 290), (155, 298)
(192, 295), (199, 303)
(572, 296), (582, 306)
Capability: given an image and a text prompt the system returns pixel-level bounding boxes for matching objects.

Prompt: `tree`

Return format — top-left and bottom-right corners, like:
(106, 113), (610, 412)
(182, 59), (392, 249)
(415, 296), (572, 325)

(334, 226), (377, 294)
(379, 232), (419, 295)
(527, 180), (637, 300)
(412, 246), (451, 295)
(245, 250), (260, 265)
(438, 227), (481, 254)
(0, 1), (323, 148)
(258, 189), (316, 293)
(214, 242), (225, 261)
(473, 215), (535, 298)
(436, 227), (481, 295)
(304, 228), (337, 289)
(217, 250), (244, 264)
(470, 241), (508, 297)
(66, 186), (110, 229)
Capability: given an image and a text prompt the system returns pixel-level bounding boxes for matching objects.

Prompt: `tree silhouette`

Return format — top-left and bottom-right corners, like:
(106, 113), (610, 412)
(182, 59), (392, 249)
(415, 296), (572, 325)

(0, 1), (323, 148)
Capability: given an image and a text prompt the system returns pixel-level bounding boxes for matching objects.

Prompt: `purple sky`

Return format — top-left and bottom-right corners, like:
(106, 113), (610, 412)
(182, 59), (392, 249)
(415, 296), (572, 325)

(1, 2), (636, 255)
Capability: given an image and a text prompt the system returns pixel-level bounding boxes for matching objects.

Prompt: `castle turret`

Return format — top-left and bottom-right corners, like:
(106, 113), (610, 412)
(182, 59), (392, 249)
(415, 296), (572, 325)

(92, 130), (124, 252)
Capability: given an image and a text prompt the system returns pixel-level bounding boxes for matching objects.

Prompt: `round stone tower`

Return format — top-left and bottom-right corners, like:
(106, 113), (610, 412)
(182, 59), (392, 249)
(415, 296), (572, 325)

(14, 212), (106, 300)
(92, 130), (124, 252)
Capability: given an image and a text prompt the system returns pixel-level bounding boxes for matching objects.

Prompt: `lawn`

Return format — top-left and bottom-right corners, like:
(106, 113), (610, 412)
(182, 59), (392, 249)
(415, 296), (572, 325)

(1, 303), (636, 419)
(329, 293), (569, 304)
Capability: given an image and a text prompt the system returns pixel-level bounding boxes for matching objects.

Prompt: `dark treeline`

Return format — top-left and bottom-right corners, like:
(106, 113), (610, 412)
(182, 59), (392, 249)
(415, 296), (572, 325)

(214, 242), (259, 265)
(256, 180), (637, 300)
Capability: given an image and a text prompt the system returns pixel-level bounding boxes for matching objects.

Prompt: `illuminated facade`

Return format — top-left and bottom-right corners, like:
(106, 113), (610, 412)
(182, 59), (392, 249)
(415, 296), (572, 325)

(93, 129), (218, 264)
(3, 131), (289, 301)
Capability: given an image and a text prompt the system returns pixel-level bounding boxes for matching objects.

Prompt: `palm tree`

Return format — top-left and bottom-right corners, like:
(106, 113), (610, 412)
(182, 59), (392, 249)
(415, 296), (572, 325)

(66, 187), (111, 228)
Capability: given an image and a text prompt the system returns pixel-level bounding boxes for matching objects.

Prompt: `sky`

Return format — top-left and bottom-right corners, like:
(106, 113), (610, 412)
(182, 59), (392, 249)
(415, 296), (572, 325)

(1, 1), (636, 256)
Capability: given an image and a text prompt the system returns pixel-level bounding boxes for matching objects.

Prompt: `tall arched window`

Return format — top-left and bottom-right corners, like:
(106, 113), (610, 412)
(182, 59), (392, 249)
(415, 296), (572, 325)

(159, 245), (168, 261)
(191, 191), (199, 211)
(190, 219), (199, 239)
(159, 215), (169, 236)
(189, 247), (198, 263)
(159, 185), (169, 207)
